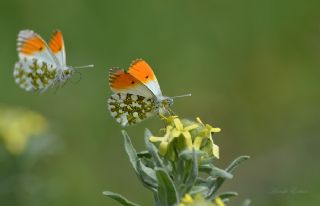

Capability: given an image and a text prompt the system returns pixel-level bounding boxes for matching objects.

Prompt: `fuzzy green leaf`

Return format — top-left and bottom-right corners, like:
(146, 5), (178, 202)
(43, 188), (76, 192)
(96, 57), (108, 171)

(199, 165), (233, 179)
(226, 155), (250, 173)
(199, 157), (215, 165)
(136, 159), (157, 189)
(179, 149), (204, 160)
(137, 151), (151, 159)
(195, 176), (215, 185)
(216, 191), (238, 200)
(156, 168), (179, 206)
(144, 129), (166, 169)
(182, 150), (198, 194)
(199, 164), (216, 174)
(153, 192), (161, 206)
(122, 130), (138, 172)
(122, 130), (156, 191)
(211, 166), (233, 179)
(102, 191), (140, 206)
(205, 156), (249, 200)
(189, 186), (209, 195)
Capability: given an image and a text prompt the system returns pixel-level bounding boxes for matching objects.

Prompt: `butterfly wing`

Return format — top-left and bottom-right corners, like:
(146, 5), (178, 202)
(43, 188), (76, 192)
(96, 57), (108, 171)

(108, 60), (165, 126)
(128, 59), (162, 97)
(49, 30), (66, 66)
(108, 93), (157, 126)
(109, 67), (154, 98)
(15, 30), (62, 92)
(17, 30), (58, 66)
(14, 58), (58, 92)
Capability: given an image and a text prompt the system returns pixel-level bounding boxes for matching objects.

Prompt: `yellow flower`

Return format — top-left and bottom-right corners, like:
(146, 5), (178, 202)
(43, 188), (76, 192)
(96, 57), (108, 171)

(171, 118), (199, 149)
(0, 106), (47, 155)
(214, 197), (225, 206)
(150, 116), (199, 157)
(195, 117), (221, 159)
(150, 116), (221, 159)
(179, 193), (224, 206)
(179, 194), (194, 205)
(160, 115), (179, 125)
(149, 125), (175, 155)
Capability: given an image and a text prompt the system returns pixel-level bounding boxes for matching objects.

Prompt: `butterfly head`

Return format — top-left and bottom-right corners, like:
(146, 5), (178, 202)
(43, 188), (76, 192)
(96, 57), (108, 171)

(62, 64), (94, 81)
(156, 93), (191, 115)
(57, 67), (72, 83)
(158, 96), (174, 108)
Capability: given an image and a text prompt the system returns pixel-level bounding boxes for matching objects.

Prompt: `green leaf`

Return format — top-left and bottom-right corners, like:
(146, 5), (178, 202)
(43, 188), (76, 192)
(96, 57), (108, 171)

(199, 164), (233, 179)
(189, 186), (209, 195)
(226, 155), (250, 173)
(153, 192), (161, 206)
(195, 176), (215, 185)
(122, 130), (156, 191)
(102, 191), (141, 206)
(144, 129), (166, 169)
(179, 149), (204, 160)
(122, 130), (138, 172)
(199, 157), (215, 165)
(205, 155), (249, 200)
(156, 168), (179, 206)
(211, 166), (233, 179)
(136, 159), (157, 190)
(182, 150), (198, 194)
(137, 150), (151, 159)
(216, 191), (238, 200)
(199, 164), (211, 173)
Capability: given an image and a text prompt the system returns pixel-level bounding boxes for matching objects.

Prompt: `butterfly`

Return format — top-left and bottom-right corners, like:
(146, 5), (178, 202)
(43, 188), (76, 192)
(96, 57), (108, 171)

(107, 59), (191, 126)
(14, 30), (93, 92)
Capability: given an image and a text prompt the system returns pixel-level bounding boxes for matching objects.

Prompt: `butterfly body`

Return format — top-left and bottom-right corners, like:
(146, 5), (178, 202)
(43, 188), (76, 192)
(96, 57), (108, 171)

(14, 30), (81, 92)
(108, 59), (174, 126)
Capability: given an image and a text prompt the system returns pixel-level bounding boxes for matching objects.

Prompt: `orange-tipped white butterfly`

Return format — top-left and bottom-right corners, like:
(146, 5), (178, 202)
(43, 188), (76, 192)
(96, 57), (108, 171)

(14, 30), (93, 92)
(107, 59), (191, 126)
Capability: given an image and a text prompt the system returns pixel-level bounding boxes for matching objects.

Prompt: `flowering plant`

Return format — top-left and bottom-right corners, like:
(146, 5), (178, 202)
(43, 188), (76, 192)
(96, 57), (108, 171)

(103, 116), (250, 206)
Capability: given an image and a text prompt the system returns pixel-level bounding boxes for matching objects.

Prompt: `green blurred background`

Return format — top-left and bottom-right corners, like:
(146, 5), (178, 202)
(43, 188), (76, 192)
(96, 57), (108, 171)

(1, 0), (319, 205)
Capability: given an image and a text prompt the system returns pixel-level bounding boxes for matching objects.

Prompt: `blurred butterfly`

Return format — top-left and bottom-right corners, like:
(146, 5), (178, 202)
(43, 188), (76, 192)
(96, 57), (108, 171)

(107, 59), (191, 126)
(14, 30), (93, 92)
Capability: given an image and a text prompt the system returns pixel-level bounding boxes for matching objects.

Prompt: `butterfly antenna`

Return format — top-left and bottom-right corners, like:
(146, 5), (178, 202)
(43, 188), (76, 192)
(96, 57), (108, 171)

(73, 64), (94, 69)
(170, 93), (192, 99)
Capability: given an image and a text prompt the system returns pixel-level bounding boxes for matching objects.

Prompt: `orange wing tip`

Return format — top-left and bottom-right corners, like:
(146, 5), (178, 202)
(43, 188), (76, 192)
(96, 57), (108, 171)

(49, 30), (64, 53)
(128, 58), (157, 83)
(17, 30), (46, 55)
(130, 58), (145, 68)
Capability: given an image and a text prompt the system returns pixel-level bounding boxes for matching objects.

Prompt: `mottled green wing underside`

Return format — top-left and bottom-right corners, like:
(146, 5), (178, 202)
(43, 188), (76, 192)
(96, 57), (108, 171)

(14, 57), (73, 92)
(108, 93), (157, 126)
(14, 58), (58, 92)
